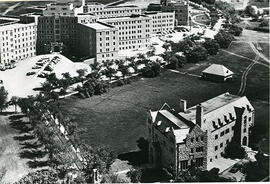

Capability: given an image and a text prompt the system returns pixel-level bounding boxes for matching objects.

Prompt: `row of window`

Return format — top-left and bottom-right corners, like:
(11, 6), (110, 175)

(152, 15), (174, 19)
(190, 136), (204, 143)
(190, 146), (204, 153)
(214, 139), (231, 151)
(215, 127), (232, 140)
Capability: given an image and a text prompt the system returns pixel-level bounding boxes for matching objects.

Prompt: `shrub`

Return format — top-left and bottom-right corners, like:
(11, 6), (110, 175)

(203, 39), (220, 55)
(214, 30), (235, 48)
(186, 45), (208, 63)
(141, 62), (161, 78)
(127, 168), (142, 183)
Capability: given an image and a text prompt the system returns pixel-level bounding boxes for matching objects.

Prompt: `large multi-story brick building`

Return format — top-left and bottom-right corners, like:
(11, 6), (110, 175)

(77, 22), (119, 62)
(0, 17), (37, 66)
(99, 15), (152, 51)
(144, 11), (175, 34)
(147, 93), (254, 175)
(34, 0), (176, 62)
(161, 0), (189, 26)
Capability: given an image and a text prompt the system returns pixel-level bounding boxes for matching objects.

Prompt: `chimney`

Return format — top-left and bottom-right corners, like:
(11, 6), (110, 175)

(196, 104), (203, 127)
(179, 99), (187, 112)
(82, 0), (85, 6)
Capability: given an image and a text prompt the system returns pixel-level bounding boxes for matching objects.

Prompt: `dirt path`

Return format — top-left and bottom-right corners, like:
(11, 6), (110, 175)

(248, 42), (270, 64)
(237, 55), (258, 96)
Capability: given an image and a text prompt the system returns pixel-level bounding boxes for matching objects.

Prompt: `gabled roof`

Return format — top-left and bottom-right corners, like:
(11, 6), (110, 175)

(202, 64), (234, 77)
(179, 93), (254, 132)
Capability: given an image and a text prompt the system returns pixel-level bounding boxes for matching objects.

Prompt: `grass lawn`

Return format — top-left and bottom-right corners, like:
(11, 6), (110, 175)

(258, 42), (270, 59)
(248, 0), (269, 8)
(60, 36), (269, 156)
(60, 70), (241, 154)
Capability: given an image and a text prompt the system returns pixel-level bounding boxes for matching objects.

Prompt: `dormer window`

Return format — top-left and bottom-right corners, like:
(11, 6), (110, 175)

(157, 121), (162, 126)
(165, 127), (170, 133)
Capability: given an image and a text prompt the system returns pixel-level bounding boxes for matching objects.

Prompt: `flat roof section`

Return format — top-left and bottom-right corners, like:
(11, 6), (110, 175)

(82, 22), (112, 30)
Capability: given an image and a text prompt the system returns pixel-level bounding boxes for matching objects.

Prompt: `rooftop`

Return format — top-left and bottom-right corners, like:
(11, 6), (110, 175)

(202, 64), (234, 77)
(100, 14), (149, 21)
(179, 93), (254, 123)
(82, 22), (113, 30)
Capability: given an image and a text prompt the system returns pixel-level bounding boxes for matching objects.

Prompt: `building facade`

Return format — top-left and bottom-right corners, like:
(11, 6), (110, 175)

(35, 0), (176, 61)
(148, 93), (254, 175)
(82, 2), (141, 18)
(100, 15), (152, 51)
(145, 11), (175, 33)
(77, 22), (119, 62)
(0, 17), (37, 66)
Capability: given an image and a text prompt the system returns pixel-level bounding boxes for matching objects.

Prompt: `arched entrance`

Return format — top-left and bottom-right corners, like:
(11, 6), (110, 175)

(242, 136), (248, 146)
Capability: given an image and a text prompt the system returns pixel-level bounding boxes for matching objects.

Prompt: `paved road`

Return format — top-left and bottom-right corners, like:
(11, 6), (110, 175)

(2, 2), (21, 15)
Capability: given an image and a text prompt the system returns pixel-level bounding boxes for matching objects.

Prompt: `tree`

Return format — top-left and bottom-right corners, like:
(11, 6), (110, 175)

(127, 168), (142, 183)
(10, 96), (19, 113)
(15, 169), (60, 184)
(81, 144), (116, 183)
(0, 86), (8, 112)
(228, 24), (243, 36)
(203, 39), (220, 55)
(102, 66), (116, 81)
(118, 60), (130, 79)
(224, 141), (246, 159)
(174, 54), (187, 67)
(141, 62), (161, 78)
(167, 56), (179, 69)
(185, 45), (208, 63)
(162, 43), (170, 52)
(101, 173), (129, 183)
(214, 30), (235, 48)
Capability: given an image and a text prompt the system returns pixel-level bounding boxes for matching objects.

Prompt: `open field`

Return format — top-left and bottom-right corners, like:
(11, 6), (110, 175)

(248, 0), (269, 8)
(60, 34), (269, 156)
(60, 71), (236, 154)
(258, 42), (270, 59)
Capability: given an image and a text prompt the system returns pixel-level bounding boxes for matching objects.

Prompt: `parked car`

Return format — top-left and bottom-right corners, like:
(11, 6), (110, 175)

(26, 71), (36, 76)
(36, 62), (44, 66)
(32, 65), (42, 69)
(38, 73), (46, 78)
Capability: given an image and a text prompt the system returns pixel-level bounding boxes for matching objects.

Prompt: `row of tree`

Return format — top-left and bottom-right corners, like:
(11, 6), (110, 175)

(162, 30), (235, 69)
(15, 89), (116, 183)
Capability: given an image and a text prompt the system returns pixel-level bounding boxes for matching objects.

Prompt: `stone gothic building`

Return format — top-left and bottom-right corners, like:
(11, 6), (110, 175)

(147, 92), (254, 175)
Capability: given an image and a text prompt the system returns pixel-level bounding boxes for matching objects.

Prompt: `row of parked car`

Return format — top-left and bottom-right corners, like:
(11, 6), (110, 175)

(26, 56), (60, 77)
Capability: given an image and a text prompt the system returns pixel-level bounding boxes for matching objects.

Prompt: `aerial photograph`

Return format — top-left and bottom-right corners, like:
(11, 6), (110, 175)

(0, 0), (269, 183)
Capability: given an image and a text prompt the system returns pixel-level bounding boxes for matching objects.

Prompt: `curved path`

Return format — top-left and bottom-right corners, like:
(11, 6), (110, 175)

(237, 55), (259, 96)
(248, 42), (270, 64)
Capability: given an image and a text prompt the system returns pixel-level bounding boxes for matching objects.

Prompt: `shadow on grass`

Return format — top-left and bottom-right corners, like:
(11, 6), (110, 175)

(118, 150), (147, 166)
(141, 168), (171, 183)
(19, 149), (47, 159)
(9, 114), (25, 121)
(9, 115), (33, 134)
(0, 112), (15, 116)
(20, 141), (43, 150)
(27, 160), (49, 168)
(14, 134), (35, 142)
